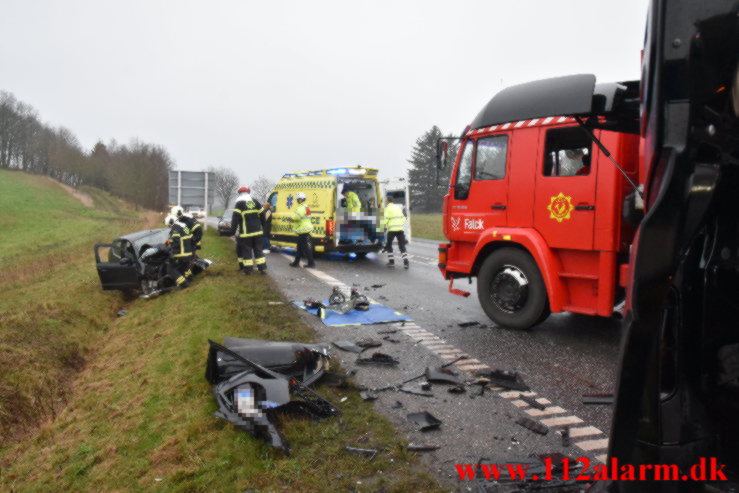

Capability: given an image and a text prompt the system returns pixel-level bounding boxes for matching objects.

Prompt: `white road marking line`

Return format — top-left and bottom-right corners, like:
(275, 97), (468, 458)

(576, 438), (609, 452)
(500, 391), (537, 399)
(525, 406), (567, 417)
(458, 364), (490, 371)
(454, 359), (481, 365)
(536, 397), (551, 405)
(569, 426), (604, 438)
(541, 416), (584, 427)
(511, 400), (528, 408)
(595, 454), (608, 464)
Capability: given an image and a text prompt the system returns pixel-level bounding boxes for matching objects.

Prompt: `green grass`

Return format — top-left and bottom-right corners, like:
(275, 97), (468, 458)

(411, 213), (445, 241)
(0, 170), (441, 492)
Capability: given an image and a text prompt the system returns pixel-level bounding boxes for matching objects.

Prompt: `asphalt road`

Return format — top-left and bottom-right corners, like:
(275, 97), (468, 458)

(208, 218), (622, 486)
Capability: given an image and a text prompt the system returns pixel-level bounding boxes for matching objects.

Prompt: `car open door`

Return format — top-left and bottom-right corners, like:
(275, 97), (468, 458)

(94, 243), (140, 291)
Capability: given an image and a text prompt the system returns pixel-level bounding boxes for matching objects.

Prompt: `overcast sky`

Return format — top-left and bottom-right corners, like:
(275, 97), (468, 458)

(1, 0), (649, 185)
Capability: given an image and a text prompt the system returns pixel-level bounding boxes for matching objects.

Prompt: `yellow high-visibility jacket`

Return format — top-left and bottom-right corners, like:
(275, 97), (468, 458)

(382, 203), (406, 232)
(292, 203), (313, 234)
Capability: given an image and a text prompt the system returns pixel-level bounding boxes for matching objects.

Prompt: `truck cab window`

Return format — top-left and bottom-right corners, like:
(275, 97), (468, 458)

(475, 135), (508, 180)
(543, 127), (592, 177)
(454, 140), (474, 199)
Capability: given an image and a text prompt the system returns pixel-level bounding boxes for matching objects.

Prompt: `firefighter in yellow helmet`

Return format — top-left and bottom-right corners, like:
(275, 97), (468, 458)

(382, 195), (409, 269)
(288, 192), (315, 268)
(164, 214), (195, 287)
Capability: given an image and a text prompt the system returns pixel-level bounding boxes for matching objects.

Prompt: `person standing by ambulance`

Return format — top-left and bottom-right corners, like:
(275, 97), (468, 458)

(288, 192), (315, 268)
(229, 186), (267, 275)
(382, 195), (409, 269)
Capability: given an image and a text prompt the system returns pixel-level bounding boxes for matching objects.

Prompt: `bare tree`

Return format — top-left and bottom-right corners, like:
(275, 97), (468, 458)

(208, 166), (240, 209)
(249, 175), (276, 203)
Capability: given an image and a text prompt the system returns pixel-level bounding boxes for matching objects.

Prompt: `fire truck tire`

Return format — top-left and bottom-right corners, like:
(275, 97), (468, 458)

(477, 248), (548, 330)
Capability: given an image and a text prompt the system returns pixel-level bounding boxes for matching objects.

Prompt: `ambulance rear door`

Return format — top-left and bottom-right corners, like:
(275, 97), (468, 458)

(382, 180), (411, 243)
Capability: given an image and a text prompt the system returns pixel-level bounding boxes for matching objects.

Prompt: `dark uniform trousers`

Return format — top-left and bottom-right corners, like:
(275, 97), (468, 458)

(293, 233), (315, 266)
(238, 236), (266, 273)
(386, 231), (408, 265)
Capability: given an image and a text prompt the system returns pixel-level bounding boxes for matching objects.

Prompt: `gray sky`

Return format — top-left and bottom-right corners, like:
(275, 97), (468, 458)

(1, 0), (649, 185)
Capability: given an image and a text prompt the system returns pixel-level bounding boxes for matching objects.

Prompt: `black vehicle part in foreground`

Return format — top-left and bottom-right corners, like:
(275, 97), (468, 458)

(606, 0), (739, 490)
(205, 338), (340, 454)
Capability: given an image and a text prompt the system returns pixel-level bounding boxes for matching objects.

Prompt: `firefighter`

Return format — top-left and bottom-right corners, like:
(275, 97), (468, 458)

(382, 196), (409, 269)
(164, 214), (194, 288)
(288, 192), (315, 268)
(229, 186), (267, 275)
(171, 205), (203, 251)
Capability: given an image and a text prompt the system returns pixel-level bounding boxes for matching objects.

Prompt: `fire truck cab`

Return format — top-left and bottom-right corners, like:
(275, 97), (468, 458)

(438, 75), (640, 329)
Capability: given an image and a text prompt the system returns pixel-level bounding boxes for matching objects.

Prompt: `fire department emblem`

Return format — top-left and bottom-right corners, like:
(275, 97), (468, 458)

(547, 192), (574, 223)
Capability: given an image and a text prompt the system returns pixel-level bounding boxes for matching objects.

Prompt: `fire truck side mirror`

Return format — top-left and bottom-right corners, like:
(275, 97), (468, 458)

(437, 141), (449, 170)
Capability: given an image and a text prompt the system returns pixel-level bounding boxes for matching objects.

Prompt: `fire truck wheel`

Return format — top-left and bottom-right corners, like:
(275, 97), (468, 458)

(477, 248), (548, 330)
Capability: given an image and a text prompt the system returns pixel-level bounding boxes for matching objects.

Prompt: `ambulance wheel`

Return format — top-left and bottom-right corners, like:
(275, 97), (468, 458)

(477, 249), (548, 330)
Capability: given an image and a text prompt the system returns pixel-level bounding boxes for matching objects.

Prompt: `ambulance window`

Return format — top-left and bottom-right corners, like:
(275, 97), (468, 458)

(543, 127), (592, 177)
(474, 135), (508, 180)
(268, 192), (278, 211)
(454, 140), (474, 199)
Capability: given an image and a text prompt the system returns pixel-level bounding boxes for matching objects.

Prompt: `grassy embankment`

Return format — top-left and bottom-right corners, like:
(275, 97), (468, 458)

(411, 213), (444, 241)
(0, 170), (439, 492)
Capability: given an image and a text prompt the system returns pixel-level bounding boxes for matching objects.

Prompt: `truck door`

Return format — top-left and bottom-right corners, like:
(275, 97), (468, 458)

(448, 135), (509, 240)
(533, 126), (596, 250)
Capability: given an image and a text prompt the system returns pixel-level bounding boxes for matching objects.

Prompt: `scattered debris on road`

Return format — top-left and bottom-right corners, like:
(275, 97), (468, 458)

(425, 366), (463, 385)
(407, 411), (442, 431)
(399, 383), (433, 397)
(560, 426), (571, 447)
(477, 369), (530, 391)
(377, 328), (398, 335)
(359, 391), (378, 401)
(582, 393), (614, 405)
(457, 321), (480, 328)
(448, 384), (466, 394)
(356, 352), (399, 366)
(355, 337), (382, 349)
(407, 443), (440, 452)
(515, 416), (549, 435)
(370, 284), (386, 289)
(332, 340), (364, 353)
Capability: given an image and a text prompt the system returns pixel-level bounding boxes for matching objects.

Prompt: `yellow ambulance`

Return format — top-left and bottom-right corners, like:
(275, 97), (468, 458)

(266, 166), (385, 254)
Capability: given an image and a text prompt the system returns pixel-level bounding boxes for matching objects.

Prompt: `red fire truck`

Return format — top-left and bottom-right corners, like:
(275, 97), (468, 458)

(437, 75), (642, 329)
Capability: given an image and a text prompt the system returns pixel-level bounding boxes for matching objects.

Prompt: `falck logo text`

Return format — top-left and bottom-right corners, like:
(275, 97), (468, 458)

(451, 216), (484, 232)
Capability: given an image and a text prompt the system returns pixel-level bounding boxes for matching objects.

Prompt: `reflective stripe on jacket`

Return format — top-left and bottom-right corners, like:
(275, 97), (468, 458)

(169, 222), (194, 258)
(292, 203), (313, 234)
(383, 203), (406, 232)
(346, 191), (361, 212)
(181, 214), (203, 246)
(231, 199), (264, 238)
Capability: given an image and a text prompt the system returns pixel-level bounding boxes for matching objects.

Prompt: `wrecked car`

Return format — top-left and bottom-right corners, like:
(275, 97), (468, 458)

(94, 227), (211, 295)
(205, 337), (340, 454)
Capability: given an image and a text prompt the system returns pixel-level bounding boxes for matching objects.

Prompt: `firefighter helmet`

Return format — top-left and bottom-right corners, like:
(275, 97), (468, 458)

(170, 205), (184, 217)
(238, 186), (250, 193)
(164, 215), (176, 226)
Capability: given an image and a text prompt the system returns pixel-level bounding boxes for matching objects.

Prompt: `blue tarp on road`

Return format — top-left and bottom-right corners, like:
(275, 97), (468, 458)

(295, 300), (412, 326)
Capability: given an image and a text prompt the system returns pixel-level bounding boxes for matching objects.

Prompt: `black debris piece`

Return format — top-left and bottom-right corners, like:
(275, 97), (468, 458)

(382, 336), (401, 343)
(117, 309), (127, 317)
(425, 366), (463, 385)
(345, 447), (377, 460)
(407, 443), (440, 452)
(561, 426), (571, 447)
(520, 394), (546, 410)
(448, 384), (466, 394)
(205, 339), (339, 454)
(399, 384), (434, 397)
(515, 416), (549, 435)
(407, 411), (442, 431)
(378, 295), (389, 301)
(391, 401), (403, 409)
(479, 369), (530, 391)
(303, 298), (325, 310)
(356, 352), (399, 366)
(332, 340), (364, 354)
(582, 393), (614, 405)
(421, 382), (432, 391)
(377, 328), (398, 335)
(359, 391), (378, 401)
(370, 284), (386, 289)
(458, 321), (480, 328)
(355, 337), (382, 349)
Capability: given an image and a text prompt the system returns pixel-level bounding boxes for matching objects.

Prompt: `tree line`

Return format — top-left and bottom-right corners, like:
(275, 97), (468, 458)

(0, 90), (173, 210)
(407, 125), (456, 213)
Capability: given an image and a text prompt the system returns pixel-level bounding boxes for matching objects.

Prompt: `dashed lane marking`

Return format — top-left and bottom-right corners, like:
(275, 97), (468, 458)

(282, 254), (611, 462)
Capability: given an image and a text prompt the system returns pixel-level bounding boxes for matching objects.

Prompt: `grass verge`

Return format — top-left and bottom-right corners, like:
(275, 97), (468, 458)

(411, 213), (445, 242)
(0, 171), (441, 491)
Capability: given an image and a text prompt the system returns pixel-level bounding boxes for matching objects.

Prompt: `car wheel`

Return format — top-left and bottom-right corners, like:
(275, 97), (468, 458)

(477, 248), (548, 330)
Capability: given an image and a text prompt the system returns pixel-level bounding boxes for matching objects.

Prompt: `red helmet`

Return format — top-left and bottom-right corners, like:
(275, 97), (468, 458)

(238, 186), (250, 193)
